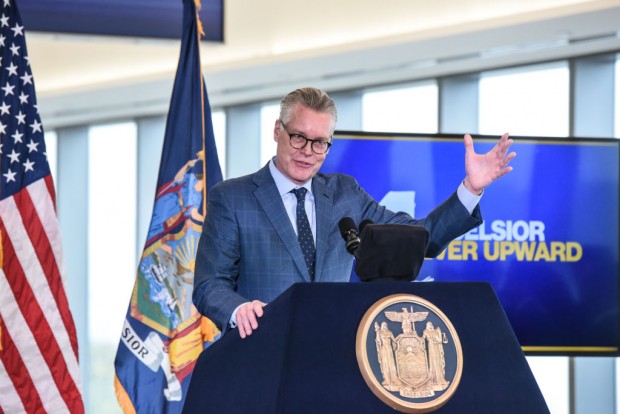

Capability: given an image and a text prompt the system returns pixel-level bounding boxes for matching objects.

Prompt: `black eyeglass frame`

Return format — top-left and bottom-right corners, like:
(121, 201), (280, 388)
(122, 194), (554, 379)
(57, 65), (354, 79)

(279, 120), (332, 155)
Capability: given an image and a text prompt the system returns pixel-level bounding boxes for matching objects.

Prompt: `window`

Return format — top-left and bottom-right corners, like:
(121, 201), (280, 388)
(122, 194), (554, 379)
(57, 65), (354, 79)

(615, 55), (620, 138)
(211, 109), (227, 178)
(479, 62), (569, 137)
(44, 130), (57, 186)
(362, 82), (438, 133)
(261, 103), (280, 166)
(87, 122), (138, 412)
(617, 358), (620, 413)
(527, 356), (570, 413)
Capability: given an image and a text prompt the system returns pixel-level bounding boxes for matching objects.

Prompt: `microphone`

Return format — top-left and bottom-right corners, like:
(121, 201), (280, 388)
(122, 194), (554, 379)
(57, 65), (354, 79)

(338, 217), (361, 258)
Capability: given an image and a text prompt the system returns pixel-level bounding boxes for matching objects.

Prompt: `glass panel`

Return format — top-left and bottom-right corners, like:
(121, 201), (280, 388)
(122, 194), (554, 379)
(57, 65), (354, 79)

(617, 358), (620, 413)
(479, 62), (569, 137)
(526, 356), (570, 413)
(616, 55), (620, 139)
(44, 130), (57, 187)
(261, 103), (280, 166)
(362, 82), (438, 133)
(87, 122), (137, 412)
(212, 109), (227, 178)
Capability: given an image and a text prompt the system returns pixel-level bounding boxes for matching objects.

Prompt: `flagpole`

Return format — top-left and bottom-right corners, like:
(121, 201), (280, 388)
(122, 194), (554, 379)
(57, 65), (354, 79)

(195, 0), (208, 218)
(193, 0), (218, 347)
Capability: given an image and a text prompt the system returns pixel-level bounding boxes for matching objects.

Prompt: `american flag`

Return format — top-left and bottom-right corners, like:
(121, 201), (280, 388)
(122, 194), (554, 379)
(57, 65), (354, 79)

(0, 0), (84, 412)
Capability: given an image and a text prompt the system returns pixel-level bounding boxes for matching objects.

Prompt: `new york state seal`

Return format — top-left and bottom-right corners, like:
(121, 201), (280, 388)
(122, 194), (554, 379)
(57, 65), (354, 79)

(356, 294), (463, 413)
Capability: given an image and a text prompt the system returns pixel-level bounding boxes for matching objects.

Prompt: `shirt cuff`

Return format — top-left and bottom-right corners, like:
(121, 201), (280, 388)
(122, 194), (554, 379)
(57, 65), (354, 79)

(230, 302), (248, 328)
(457, 182), (482, 215)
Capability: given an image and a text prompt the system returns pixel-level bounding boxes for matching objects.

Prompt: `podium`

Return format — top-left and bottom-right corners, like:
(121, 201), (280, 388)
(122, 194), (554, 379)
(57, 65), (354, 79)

(183, 282), (549, 413)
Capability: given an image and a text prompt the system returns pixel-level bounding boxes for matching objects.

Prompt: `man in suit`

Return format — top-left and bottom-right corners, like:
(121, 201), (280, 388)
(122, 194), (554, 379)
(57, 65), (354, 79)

(193, 87), (515, 338)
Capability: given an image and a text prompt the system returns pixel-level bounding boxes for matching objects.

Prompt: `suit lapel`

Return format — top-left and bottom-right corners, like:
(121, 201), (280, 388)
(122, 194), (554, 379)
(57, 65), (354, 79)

(312, 175), (334, 282)
(252, 165), (312, 282)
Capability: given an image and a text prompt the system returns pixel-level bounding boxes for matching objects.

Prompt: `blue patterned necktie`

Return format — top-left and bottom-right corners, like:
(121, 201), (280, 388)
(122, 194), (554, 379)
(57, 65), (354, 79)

(291, 188), (316, 281)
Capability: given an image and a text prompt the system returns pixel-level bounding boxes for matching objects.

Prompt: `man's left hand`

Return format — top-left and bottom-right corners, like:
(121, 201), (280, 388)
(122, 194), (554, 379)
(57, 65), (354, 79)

(463, 133), (516, 195)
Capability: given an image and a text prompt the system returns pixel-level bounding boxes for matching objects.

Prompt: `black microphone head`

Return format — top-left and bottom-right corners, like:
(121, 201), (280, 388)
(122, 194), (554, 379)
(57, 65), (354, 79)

(338, 217), (357, 240)
(338, 217), (360, 257)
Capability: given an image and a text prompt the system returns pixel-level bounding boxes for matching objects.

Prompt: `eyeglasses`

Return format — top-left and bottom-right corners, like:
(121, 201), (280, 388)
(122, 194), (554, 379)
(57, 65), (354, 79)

(280, 121), (332, 155)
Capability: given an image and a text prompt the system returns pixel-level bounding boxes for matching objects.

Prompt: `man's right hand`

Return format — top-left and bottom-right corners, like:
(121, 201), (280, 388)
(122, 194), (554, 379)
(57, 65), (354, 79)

(236, 300), (266, 338)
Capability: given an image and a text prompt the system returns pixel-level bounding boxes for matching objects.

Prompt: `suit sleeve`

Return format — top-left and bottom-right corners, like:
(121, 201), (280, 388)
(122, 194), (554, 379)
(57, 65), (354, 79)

(193, 182), (247, 333)
(349, 177), (482, 257)
(414, 191), (482, 256)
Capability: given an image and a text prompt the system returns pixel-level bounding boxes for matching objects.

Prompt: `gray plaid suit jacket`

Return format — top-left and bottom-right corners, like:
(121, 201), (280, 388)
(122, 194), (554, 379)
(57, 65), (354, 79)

(193, 163), (482, 332)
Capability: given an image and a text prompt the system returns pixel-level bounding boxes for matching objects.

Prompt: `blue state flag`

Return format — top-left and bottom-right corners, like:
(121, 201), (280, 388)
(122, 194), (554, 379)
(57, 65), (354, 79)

(113, 0), (223, 412)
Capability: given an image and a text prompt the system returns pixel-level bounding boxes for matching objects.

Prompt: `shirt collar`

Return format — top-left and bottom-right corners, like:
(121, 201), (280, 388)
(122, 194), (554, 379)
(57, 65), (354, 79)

(269, 157), (313, 197)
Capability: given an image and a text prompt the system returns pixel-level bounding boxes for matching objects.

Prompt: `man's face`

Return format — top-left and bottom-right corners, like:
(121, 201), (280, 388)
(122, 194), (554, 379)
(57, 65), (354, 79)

(273, 103), (333, 185)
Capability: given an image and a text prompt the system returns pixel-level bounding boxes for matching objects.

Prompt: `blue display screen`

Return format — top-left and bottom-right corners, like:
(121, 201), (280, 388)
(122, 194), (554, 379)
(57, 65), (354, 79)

(321, 132), (620, 355)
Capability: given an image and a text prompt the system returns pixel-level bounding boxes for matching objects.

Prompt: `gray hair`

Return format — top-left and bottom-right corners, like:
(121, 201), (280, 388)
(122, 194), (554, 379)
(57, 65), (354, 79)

(279, 87), (338, 132)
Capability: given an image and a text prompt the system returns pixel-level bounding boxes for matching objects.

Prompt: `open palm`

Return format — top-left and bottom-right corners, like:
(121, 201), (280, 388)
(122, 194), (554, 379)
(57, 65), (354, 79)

(463, 133), (516, 195)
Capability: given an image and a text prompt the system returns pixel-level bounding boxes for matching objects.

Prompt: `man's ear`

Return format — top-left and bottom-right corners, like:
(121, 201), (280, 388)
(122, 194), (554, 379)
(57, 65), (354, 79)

(273, 120), (281, 142)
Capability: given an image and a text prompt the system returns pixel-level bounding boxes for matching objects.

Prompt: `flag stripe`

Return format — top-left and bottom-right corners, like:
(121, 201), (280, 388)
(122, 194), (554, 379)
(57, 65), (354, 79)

(0, 269), (65, 413)
(0, 315), (34, 413)
(32, 177), (64, 278)
(43, 174), (57, 208)
(26, 179), (78, 355)
(0, 360), (28, 414)
(0, 196), (81, 412)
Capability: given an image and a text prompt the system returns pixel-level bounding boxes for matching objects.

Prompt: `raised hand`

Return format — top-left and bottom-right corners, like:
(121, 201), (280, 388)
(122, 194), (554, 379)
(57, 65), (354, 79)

(463, 133), (516, 195)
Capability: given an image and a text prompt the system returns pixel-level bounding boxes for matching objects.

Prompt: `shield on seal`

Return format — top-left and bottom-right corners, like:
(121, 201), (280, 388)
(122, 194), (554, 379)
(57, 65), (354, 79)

(395, 335), (429, 388)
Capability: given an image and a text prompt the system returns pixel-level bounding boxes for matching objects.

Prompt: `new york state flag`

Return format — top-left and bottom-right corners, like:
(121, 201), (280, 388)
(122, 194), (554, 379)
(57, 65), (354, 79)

(113, 0), (223, 412)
